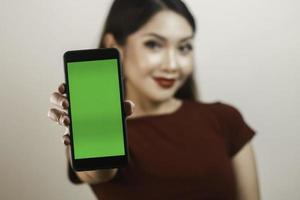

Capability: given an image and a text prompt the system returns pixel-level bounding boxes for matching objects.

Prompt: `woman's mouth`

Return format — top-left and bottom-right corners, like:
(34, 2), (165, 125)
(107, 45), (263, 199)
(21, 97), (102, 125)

(153, 77), (176, 89)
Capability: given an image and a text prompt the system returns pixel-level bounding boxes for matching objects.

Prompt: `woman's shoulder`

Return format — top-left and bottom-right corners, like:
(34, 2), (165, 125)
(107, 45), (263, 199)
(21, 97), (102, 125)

(184, 100), (240, 113)
(182, 100), (245, 123)
(185, 100), (254, 132)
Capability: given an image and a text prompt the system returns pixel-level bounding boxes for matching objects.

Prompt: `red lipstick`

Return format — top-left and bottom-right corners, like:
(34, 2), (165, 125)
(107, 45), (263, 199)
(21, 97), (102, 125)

(153, 77), (176, 89)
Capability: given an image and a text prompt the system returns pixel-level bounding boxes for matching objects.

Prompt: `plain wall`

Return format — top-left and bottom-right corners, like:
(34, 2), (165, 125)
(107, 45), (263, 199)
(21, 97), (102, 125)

(0, 0), (299, 199)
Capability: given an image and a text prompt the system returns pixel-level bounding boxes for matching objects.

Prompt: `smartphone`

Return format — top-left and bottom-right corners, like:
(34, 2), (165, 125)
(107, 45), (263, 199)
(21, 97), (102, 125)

(63, 48), (128, 171)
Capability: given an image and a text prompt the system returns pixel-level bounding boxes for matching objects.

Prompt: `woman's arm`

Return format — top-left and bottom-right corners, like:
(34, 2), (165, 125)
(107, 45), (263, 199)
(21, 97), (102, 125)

(232, 142), (260, 200)
(75, 168), (118, 185)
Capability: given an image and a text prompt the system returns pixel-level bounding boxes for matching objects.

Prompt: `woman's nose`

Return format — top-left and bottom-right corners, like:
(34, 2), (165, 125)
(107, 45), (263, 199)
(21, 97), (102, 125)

(161, 49), (178, 73)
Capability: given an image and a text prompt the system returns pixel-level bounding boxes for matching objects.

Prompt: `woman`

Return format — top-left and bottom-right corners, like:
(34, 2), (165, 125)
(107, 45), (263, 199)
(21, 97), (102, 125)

(48, 0), (260, 199)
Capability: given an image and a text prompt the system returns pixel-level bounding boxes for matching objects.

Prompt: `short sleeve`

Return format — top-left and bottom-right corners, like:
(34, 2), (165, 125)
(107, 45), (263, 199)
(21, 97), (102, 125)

(210, 102), (256, 157)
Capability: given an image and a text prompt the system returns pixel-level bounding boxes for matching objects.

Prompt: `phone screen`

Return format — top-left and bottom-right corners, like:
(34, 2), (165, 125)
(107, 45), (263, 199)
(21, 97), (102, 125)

(67, 59), (125, 160)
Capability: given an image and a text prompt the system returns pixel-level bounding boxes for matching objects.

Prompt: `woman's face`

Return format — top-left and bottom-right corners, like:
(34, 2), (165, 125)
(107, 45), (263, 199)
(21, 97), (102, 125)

(121, 10), (194, 103)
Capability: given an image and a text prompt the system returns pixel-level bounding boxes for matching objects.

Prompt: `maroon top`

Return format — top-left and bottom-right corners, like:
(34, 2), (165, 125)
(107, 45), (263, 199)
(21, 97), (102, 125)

(69, 100), (256, 200)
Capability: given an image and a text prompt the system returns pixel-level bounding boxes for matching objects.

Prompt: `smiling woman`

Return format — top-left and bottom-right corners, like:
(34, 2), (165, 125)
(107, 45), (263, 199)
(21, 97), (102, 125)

(48, 0), (260, 199)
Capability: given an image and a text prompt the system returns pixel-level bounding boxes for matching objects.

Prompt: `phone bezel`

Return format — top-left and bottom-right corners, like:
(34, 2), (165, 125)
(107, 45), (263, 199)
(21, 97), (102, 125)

(63, 48), (128, 171)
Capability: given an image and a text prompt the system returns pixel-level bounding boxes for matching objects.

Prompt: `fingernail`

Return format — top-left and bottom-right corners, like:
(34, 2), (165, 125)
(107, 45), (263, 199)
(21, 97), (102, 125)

(62, 135), (70, 145)
(59, 84), (65, 93)
(63, 118), (69, 126)
(62, 100), (69, 108)
(63, 139), (69, 145)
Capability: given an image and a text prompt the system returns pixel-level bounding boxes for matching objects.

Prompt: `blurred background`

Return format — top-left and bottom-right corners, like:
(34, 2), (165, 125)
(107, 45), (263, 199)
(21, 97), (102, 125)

(0, 0), (299, 199)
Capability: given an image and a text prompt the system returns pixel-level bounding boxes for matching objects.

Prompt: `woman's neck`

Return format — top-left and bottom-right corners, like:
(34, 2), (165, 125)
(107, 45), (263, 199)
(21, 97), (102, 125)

(126, 95), (182, 118)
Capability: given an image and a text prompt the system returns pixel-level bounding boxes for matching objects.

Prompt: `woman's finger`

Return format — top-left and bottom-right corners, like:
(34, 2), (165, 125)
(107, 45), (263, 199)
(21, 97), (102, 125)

(50, 92), (69, 109)
(62, 129), (71, 145)
(48, 108), (70, 126)
(58, 83), (66, 94)
(124, 100), (135, 117)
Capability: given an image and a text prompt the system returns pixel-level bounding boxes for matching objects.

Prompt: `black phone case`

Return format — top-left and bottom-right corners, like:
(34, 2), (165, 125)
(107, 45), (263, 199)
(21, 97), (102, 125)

(63, 48), (129, 171)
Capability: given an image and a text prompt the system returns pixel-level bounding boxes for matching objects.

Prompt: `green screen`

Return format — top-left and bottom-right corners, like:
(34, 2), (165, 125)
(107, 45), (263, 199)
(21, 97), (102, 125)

(67, 59), (125, 159)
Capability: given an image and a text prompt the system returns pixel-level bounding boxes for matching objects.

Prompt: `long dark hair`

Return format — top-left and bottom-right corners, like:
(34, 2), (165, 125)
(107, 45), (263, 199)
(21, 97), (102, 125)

(99, 0), (198, 100)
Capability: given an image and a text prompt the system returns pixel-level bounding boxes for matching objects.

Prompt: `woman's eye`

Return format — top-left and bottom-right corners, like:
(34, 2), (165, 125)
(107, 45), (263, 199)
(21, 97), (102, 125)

(144, 40), (162, 50)
(178, 43), (193, 54)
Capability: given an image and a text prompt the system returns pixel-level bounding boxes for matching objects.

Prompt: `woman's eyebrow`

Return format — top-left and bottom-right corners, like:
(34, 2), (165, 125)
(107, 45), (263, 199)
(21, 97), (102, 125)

(179, 36), (194, 43)
(143, 33), (166, 41)
(143, 33), (194, 42)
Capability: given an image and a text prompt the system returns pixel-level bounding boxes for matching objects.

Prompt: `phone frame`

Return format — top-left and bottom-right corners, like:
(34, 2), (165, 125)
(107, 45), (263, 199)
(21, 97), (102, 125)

(63, 48), (128, 171)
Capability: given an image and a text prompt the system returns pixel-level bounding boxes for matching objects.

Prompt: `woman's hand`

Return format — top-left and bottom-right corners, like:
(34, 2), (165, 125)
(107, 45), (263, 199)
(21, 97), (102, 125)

(48, 83), (134, 146)
(47, 83), (134, 184)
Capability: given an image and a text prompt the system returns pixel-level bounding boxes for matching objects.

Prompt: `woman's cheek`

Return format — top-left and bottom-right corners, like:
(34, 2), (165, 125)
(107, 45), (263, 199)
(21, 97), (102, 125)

(179, 58), (194, 76)
(141, 52), (164, 71)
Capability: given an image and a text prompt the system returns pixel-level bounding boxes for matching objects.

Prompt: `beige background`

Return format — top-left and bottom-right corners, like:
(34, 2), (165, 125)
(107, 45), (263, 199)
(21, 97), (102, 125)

(0, 0), (299, 199)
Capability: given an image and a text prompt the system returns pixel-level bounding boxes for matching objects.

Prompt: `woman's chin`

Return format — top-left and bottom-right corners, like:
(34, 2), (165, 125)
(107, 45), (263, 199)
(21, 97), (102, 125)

(147, 91), (177, 103)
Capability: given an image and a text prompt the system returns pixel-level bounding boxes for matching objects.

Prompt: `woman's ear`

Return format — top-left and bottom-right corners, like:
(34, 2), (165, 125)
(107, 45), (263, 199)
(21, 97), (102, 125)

(103, 33), (124, 59)
(103, 33), (118, 48)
